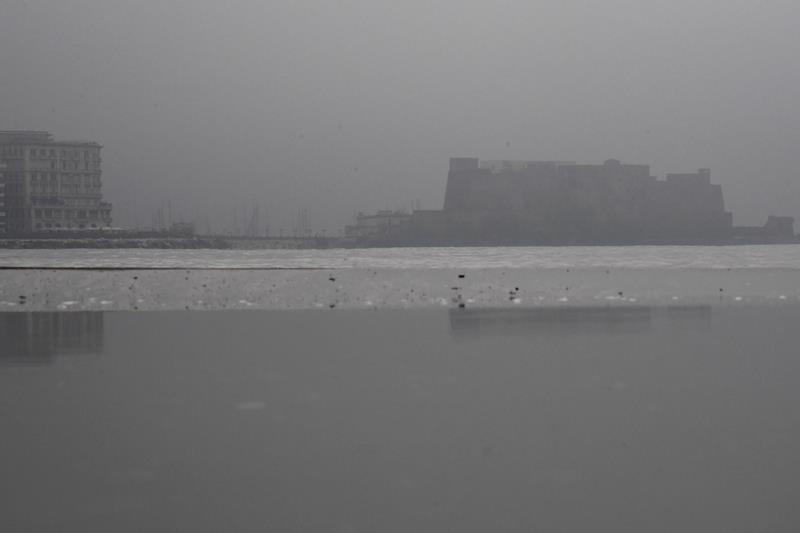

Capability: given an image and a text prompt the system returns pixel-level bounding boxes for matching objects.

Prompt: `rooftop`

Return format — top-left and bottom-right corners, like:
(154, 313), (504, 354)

(0, 131), (100, 147)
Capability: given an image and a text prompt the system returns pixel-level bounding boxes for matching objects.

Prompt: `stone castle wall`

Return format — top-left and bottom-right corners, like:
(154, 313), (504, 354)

(429, 158), (733, 245)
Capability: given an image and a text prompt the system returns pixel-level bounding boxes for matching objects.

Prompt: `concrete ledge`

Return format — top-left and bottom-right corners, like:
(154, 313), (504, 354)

(2, 267), (799, 311)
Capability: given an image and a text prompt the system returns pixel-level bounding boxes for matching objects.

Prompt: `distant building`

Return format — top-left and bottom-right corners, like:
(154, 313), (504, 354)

(438, 157), (733, 244)
(0, 131), (112, 234)
(732, 215), (796, 244)
(0, 161), (6, 235)
(351, 157), (739, 246)
(169, 221), (196, 237)
(345, 210), (412, 242)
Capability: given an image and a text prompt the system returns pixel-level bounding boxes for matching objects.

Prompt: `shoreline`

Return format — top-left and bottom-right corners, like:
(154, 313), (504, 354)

(2, 266), (799, 312)
(1, 236), (799, 250)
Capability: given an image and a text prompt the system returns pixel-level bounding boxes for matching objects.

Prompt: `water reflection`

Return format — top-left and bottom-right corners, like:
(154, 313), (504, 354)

(449, 305), (711, 338)
(0, 312), (104, 364)
(0, 305), (798, 532)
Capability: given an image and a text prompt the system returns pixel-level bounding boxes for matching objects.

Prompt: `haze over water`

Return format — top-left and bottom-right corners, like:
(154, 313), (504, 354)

(3, 1), (800, 231)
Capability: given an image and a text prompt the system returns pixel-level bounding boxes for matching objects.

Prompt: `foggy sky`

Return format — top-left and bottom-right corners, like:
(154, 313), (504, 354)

(2, 0), (798, 234)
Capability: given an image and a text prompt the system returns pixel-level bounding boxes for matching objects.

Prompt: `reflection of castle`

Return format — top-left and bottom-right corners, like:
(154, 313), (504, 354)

(347, 158), (795, 246)
(0, 312), (104, 363)
(449, 307), (654, 338)
(449, 306), (711, 339)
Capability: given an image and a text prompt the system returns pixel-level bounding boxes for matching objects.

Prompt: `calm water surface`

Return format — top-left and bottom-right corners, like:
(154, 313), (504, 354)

(1, 307), (799, 532)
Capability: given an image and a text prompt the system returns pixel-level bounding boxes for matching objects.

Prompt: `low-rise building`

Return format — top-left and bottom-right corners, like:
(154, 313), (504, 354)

(345, 210), (412, 241)
(0, 161), (6, 235)
(732, 216), (797, 244)
(0, 131), (112, 234)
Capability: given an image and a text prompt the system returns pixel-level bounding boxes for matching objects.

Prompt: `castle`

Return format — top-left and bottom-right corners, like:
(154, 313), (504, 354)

(347, 157), (794, 246)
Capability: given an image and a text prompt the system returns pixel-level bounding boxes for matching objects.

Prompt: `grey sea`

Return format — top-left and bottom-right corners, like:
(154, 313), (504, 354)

(2, 245), (800, 532)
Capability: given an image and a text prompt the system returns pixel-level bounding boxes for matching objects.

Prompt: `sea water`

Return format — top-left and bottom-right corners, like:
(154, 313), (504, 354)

(3, 244), (800, 270)
(1, 307), (800, 532)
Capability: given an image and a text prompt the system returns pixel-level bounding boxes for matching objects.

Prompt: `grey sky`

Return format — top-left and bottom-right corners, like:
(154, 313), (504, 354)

(1, 0), (798, 233)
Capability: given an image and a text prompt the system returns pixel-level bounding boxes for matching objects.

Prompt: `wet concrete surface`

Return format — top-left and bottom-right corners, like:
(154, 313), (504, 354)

(2, 267), (800, 311)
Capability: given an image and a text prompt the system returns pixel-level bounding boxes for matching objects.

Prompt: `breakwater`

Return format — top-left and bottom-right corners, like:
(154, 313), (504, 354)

(0, 238), (231, 249)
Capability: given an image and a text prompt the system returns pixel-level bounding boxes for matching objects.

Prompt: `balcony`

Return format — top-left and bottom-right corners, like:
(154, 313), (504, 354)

(30, 196), (67, 206)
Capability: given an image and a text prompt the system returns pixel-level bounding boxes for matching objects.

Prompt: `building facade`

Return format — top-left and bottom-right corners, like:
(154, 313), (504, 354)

(345, 157), (796, 246)
(0, 161), (6, 235)
(434, 157), (733, 244)
(346, 157), (734, 246)
(345, 210), (412, 241)
(733, 215), (796, 244)
(0, 131), (111, 234)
